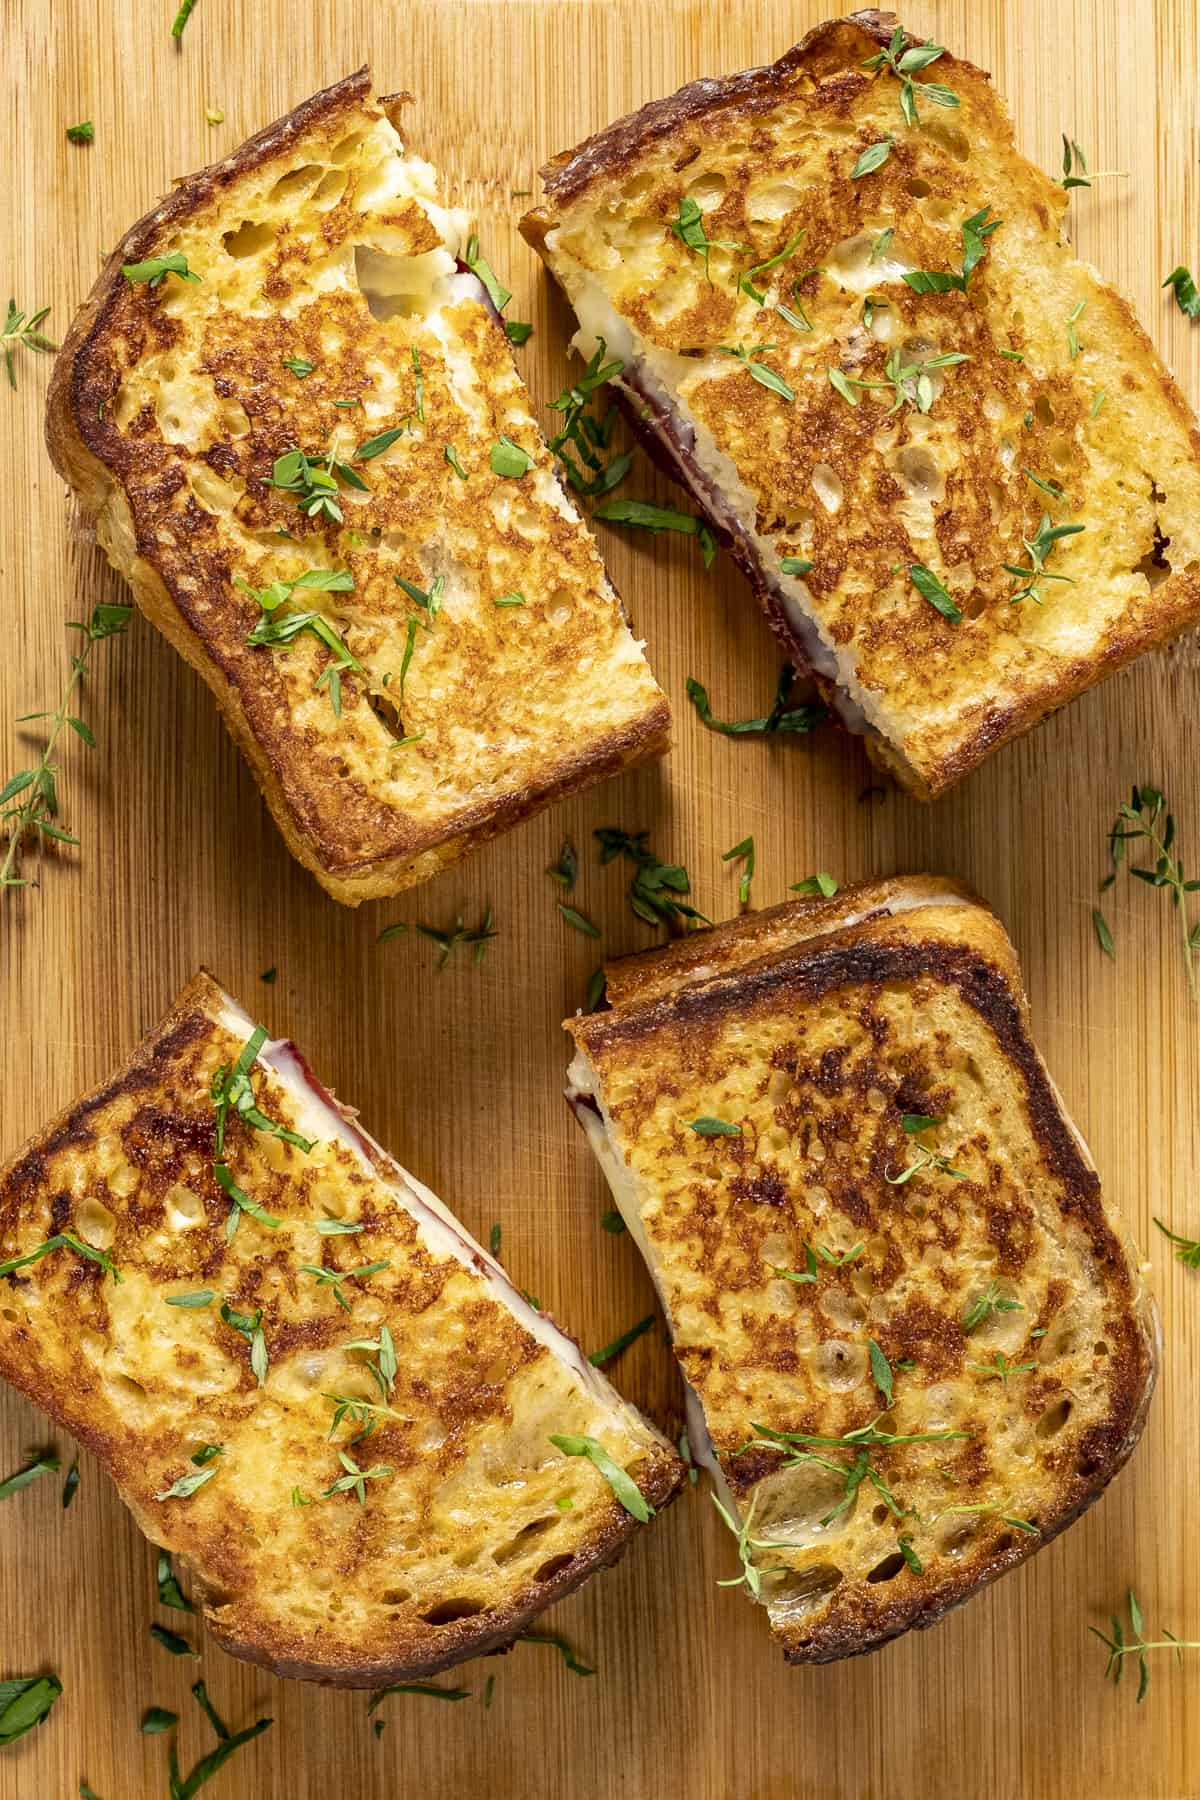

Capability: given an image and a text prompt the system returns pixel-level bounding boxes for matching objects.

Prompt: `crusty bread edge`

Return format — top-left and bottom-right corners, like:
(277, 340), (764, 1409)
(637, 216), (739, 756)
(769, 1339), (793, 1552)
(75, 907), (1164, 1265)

(568, 883), (1159, 1662)
(45, 71), (671, 906)
(0, 971), (684, 1685)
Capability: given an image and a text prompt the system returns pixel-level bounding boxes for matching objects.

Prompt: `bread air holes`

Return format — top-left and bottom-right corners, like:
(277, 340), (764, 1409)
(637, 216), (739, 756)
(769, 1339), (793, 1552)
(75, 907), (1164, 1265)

(312, 168), (348, 210)
(269, 163), (324, 204)
(222, 220), (276, 259)
(165, 1183), (205, 1231)
(534, 1552), (575, 1583)
(906, 177), (933, 198)
(893, 445), (943, 503)
(331, 130), (370, 165)
(867, 1551), (908, 1584)
(1034, 394), (1055, 427)
(754, 1463), (855, 1545)
(684, 171), (726, 212)
(1134, 523), (1173, 589)
(811, 1339), (867, 1392)
(421, 1598), (485, 1626)
(492, 1516), (558, 1568)
(810, 463), (843, 514)
(75, 1198), (115, 1251)
(764, 1562), (842, 1617)
(1036, 1397), (1073, 1439)
(381, 1587), (412, 1607)
(747, 181), (802, 223)
(353, 245), (445, 320)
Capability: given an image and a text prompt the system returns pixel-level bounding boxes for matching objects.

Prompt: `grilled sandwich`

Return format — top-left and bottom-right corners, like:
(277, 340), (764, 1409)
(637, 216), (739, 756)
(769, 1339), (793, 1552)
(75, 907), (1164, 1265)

(521, 12), (1200, 797)
(47, 69), (669, 904)
(0, 973), (682, 1685)
(565, 876), (1157, 1662)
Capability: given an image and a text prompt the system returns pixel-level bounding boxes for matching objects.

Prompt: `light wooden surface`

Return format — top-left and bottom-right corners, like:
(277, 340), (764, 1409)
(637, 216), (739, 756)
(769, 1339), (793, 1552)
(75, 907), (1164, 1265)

(3, 2), (1200, 1795)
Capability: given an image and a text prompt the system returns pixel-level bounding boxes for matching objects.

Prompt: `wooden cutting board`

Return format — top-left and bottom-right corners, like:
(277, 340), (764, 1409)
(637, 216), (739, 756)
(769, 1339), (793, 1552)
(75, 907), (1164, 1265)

(3, 1), (1199, 1795)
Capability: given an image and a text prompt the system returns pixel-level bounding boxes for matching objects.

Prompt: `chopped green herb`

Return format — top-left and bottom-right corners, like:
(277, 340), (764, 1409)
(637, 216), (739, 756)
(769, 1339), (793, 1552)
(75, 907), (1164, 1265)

(1092, 908), (1115, 958)
(355, 427), (406, 462)
(678, 1431), (699, 1485)
(411, 345), (424, 422)
(0, 1673), (62, 1745)
(150, 1623), (197, 1657)
(490, 434), (533, 478)
(790, 872), (838, 898)
(850, 136), (895, 178)
(464, 234), (511, 311)
(545, 337), (629, 496)
(165, 1289), (215, 1309)
(1, 298), (57, 390)
(1003, 514), (1084, 606)
(910, 562), (963, 623)
(169, 1716), (273, 1796)
(898, 1536), (923, 1573)
(0, 1452), (59, 1501)
(549, 1432), (652, 1521)
(828, 367), (859, 407)
(902, 207), (1000, 296)
(966, 1351), (1037, 1385)
(595, 826), (708, 930)
(686, 1116), (740, 1137)
(170, 0), (199, 39)
(156, 1550), (195, 1611)
(504, 319), (533, 346)
(600, 1209), (626, 1235)
(595, 499), (716, 569)
(299, 1259), (390, 1313)
(494, 591), (524, 607)
(861, 26), (959, 125)
(191, 1680), (229, 1741)
(716, 341), (794, 402)
(205, 105), (224, 126)
(1091, 1588), (1200, 1702)
(668, 195), (747, 282)
(282, 358), (314, 380)
(368, 1683), (470, 1710)
(547, 839), (578, 891)
(962, 1280), (1023, 1333)
(588, 1313), (655, 1368)
(710, 1491), (795, 1598)
(1066, 298), (1087, 359)
(62, 1460), (79, 1509)
(887, 1114), (968, 1184)
(393, 574), (445, 620)
(738, 229), (808, 303)
(1023, 467), (1065, 500)
(1099, 784), (1200, 998)
(1059, 137), (1127, 191)
(723, 835), (755, 907)
(415, 909), (499, 969)
(586, 967), (606, 1011)
(155, 1464), (218, 1503)
(482, 1675), (495, 1708)
(868, 1339), (894, 1407)
(489, 1223), (502, 1256)
(66, 120), (94, 143)
(121, 251), (200, 287)
(322, 1450), (394, 1504)
(219, 1299), (269, 1384)
(1163, 266), (1200, 319)
(686, 669), (824, 737)
(444, 444), (468, 480)
(1153, 1217), (1200, 1269)
(190, 1444), (223, 1467)
(314, 1219), (364, 1236)
(518, 1632), (595, 1675)
(141, 1706), (178, 1734)
(559, 903), (600, 938)
(0, 1231), (121, 1283)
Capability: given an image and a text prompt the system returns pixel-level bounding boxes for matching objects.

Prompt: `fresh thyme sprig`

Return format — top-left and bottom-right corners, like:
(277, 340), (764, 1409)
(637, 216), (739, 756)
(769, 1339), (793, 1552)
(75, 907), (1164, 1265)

(322, 1391), (409, 1442)
(1091, 1589), (1200, 1702)
(861, 28), (959, 126)
(715, 342), (794, 403)
(738, 1417), (970, 1527)
(966, 1351), (1037, 1385)
(1059, 138), (1128, 191)
(300, 1259), (390, 1312)
(2, 602), (133, 893)
(830, 346), (970, 414)
(1003, 513), (1085, 605)
(885, 1113), (968, 1185)
(2, 299), (56, 388)
(322, 1450), (394, 1504)
(415, 910), (499, 969)
(962, 1280), (1022, 1334)
(710, 1492), (796, 1598)
(266, 445), (366, 525)
(722, 836), (754, 907)
(1096, 785), (1200, 999)
(669, 197), (748, 283)
(240, 566), (364, 717)
(545, 338), (631, 496)
(903, 207), (1001, 296)
(594, 498), (717, 569)
(1153, 1218), (1200, 1268)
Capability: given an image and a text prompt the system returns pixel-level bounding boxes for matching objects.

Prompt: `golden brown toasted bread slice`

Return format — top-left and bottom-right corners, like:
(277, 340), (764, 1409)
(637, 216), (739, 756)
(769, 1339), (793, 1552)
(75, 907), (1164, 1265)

(0, 974), (682, 1686)
(47, 70), (669, 904)
(565, 878), (1157, 1662)
(521, 11), (1200, 797)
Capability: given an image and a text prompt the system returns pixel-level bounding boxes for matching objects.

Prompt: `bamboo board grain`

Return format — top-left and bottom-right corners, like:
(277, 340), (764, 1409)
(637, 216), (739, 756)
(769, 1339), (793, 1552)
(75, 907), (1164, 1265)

(3, 1), (1200, 1795)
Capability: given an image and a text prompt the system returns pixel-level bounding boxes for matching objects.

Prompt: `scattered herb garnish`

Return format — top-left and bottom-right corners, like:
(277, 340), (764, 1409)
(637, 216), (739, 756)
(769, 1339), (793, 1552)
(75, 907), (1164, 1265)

(416, 910), (499, 969)
(239, 567), (363, 713)
(266, 445), (364, 525)
(737, 1417), (970, 1527)
(1003, 513), (1085, 605)
(0, 1673), (63, 1745)
(686, 669), (825, 737)
(686, 1116), (741, 1137)
(464, 233), (511, 311)
(300, 1258), (390, 1313)
(909, 563), (963, 623)
(150, 1623), (197, 1658)
(903, 207), (1000, 296)
(868, 1338), (894, 1406)
(190, 1445), (223, 1467)
(832, 346), (971, 416)
(595, 499), (716, 568)
(490, 433), (533, 478)
(1091, 1589), (1200, 1702)
(1066, 298), (1087, 359)
(1, 298), (57, 388)
(716, 341), (794, 402)
(548, 1433), (652, 1521)
(861, 27), (959, 125)
(586, 967), (606, 1011)
(559, 903), (600, 938)
(679, 1431), (699, 1486)
(369, 1683), (470, 1710)
(545, 337), (630, 496)
(967, 1351), (1037, 1385)
(851, 136), (896, 178)
(790, 872), (838, 898)
(212, 1163), (280, 1236)
(66, 120), (94, 144)
(0, 1231), (120, 1282)
(2, 600), (133, 892)
(518, 1632), (595, 1675)
(411, 345), (424, 422)
(723, 835), (754, 907)
(169, 1716), (273, 1796)
(211, 1025), (313, 1159)
(669, 196), (747, 282)
(156, 1550), (195, 1611)
(219, 1300), (269, 1385)
(776, 272), (821, 333)
(547, 840), (578, 891)
(898, 1536), (923, 1573)
(62, 1460), (79, 1509)
(494, 591), (524, 607)
(394, 574), (445, 622)
(1023, 467), (1065, 500)
(1153, 1217), (1200, 1268)
(191, 1681), (229, 1742)
(589, 1313), (655, 1368)
(1163, 266), (1200, 319)
(600, 1209), (626, 1235)
(739, 229), (808, 304)
(322, 1450), (394, 1504)
(322, 1392), (408, 1442)
(444, 443), (468, 480)
(962, 1280), (1023, 1334)
(710, 1492), (795, 1598)
(1059, 137), (1126, 191)
(886, 1113), (967, 1184)
(1096, 785), (1200, 998)
(170, 0), (200, 39)
(0, 1453), (59, 1501)
(165, 1289), (215, 1309)
(122, 251), (200, 287)
(505, 319), (533, 346)
(141, 1706), (178, 1734)
(343, 1325), (398, 1400)
(355, 427), (407, 463)
(595, 826), (708, 930)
